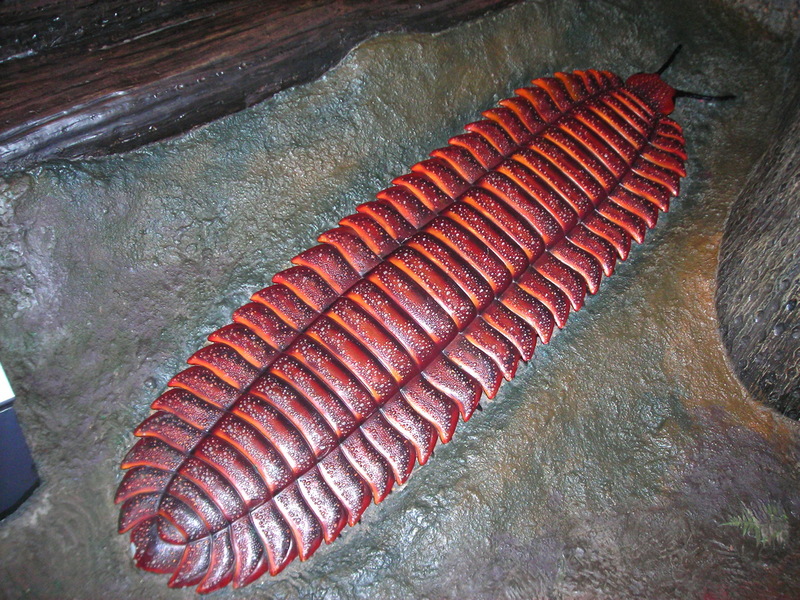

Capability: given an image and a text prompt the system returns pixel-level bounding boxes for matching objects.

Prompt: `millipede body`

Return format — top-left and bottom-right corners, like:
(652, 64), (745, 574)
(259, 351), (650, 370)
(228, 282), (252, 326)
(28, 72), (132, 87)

(116, 62), (687, 592)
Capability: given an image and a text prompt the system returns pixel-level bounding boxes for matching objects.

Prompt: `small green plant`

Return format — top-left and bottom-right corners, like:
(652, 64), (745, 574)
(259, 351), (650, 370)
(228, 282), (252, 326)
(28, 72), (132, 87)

(722, 502), (789, 547)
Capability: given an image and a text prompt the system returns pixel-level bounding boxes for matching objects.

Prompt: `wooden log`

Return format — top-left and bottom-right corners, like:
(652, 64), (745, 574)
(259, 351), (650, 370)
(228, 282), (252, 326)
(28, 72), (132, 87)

(0, 0), (519, 174)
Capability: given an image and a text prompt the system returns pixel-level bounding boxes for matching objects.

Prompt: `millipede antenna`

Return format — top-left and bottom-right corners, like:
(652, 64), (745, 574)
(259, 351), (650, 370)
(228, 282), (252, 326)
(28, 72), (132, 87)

(657, 44), (683, 74)
(675, 90), (736, 102)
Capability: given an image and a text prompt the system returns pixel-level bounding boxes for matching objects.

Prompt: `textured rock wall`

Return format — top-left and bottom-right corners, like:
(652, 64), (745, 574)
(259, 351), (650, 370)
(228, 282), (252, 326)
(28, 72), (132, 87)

(716, 37), (800, 418)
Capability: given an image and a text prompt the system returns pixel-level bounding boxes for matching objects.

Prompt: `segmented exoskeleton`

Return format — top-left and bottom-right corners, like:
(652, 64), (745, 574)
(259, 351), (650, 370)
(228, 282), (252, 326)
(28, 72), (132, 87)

(116, 64), (687, 592)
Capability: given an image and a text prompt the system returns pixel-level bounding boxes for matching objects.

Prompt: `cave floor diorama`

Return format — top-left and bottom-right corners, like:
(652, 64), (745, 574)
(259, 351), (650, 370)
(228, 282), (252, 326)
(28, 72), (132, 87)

(1, 1), (800, 598)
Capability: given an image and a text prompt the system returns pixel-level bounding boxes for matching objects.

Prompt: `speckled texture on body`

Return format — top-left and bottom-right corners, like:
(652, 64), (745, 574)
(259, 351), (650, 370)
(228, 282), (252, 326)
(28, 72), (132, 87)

(1, 1), (800, 598)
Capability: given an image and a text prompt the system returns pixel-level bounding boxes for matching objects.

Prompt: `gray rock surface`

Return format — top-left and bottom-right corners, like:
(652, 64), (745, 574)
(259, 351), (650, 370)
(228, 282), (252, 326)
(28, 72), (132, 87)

(1, 1), (799, 598)
(716, 38), (800, 419)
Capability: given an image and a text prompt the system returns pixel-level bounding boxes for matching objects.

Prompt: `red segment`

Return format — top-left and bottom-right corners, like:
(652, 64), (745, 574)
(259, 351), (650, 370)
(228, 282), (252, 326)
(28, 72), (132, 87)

(596, 200), (647, 243)
(187, 343), (259, 390)
(499, 284), (556, 344)
(482, 106), (532, 145)
(544, 128), (616, 193)
(328, 298), (417, 384)
(430, 145), (485, 183)
(167, 475), (228, 533)
(444, 202), (529, 278)
(568, 224), (617, 276)
(169, 538), (210, 588)
(233, 394), (317, 475)
(517, 269), (571, 328)
(169, 366), (239, 409)
(296, 468), (347, 544)
(230, 517), (268, 588)
(610, 187), (659, 229)
(516, 85), (560, 122)
(423, 355), (482, 420)
(406, 232), (495, 311)
(573, 106), (638, 164)
(586, 100), (646, 148)
(250, 373), (337, 458)
(197, 529), (235, 593)
(394, 170), (455, 210)
(115, 466), (173, 505)
(559, 117), (628, 179)
(250, 503), (297, 576)
(389, 246), (477, 329)
(292, 244), (360, 294)
(338, 212), (398, 256)
(306, 316), (398, 404)
(575, 70), (601, 95)
(531, 76), (573, 112)
(251, 284), (317, 331)
(445, 335), (503, 398)
(368, 261), (458, 347)
(448, 132), (503, 170)
(341, 429), (395, 502)
(649, 133), (688, 161)
(317, 226), (381, 275)
(376, 186), (433, 228)
(600, 93), (649, 136)
(465, 119), (516, 155)
(400, 377), (460, 443)
(272, 265), (338, 313)
(151, 388), (224, 431)
(461, 187), (546, 262)
(482, 301), (537, 361)
(464, 318), (520, 380)
(357, 200), (416, 242)
(498, 158), (579, 233)
(287, 336), (377, 423)
(535, 252), (587, 311)
(178, 457), (246, 523)
(317, 448), (371, 526)
(233, 302), (296, 350)
(408, 159), (469, 201)
(360, 412), (416, 483)
(479, 171), (564, 245)
(426, 215), (512, 294)
(122, 437), (185, 472)
(272, 483), (323, 561)
(118, 492), (160, 533)
(583, 212), (631, 260)
(195, 435), (270, 509)
(624, 171), (674, 211)
(269, 355), (359, 439)
(209, 323), (276, 369)
(641, 145), (686, 177)
(529, 136), (608, 203)
(380, 395), (438, 464)
(499, 95), (546, 134)
(550, 238), (603, 294)
(135, 411), (203, 454)
(347, 280), (437, 367)
(514, 148), (594, 218)
(214, 413), (293, 495)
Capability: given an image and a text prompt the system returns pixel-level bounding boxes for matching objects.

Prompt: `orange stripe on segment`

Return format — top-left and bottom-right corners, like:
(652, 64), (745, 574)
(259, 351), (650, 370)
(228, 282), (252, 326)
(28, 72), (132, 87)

(543, 129), (616, 193)
(558, 118), (628, 179)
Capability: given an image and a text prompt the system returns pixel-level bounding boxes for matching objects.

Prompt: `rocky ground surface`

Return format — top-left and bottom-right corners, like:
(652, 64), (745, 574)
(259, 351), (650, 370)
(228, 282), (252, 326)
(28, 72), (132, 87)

(1, 1), (799, 598)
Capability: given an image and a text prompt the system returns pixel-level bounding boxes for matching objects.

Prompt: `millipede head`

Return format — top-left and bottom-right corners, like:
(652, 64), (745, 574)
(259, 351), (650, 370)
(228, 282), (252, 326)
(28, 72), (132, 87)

(626, 72), (678, 115)
(626, 44), (735, 115)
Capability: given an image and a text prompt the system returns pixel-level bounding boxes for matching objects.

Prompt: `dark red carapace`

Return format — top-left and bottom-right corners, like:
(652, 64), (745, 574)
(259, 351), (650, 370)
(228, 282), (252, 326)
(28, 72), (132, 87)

(116, 66), (687, 592)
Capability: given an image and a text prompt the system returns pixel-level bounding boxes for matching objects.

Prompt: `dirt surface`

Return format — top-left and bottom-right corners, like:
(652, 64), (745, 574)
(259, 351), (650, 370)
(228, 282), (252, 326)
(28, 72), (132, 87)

(1, 1), (799, 598)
